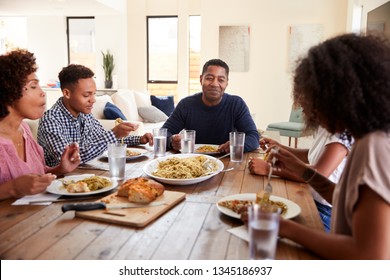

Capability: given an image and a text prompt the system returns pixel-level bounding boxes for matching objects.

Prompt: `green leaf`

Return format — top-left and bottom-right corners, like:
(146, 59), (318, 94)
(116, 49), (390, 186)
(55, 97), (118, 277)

(101, 50), (115, 81)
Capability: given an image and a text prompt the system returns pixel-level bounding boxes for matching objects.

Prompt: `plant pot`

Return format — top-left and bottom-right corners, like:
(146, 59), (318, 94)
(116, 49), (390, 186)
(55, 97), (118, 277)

(104, 80), (113, 89)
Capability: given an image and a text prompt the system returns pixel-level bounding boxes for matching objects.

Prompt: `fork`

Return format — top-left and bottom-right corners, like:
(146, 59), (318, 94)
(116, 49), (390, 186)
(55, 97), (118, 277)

(204, 167), (234, 176)
(257, 147), (278, 206)
(203, 153), (230, 172)
(261, 164), (273, 204)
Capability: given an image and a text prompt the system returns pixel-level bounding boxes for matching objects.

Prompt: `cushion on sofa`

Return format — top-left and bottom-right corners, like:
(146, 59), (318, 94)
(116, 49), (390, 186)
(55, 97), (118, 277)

(104, 102), (127, 120)
(111, 90), (139, 121)
(150, 95), (175, 117)
(92, 95), (114, 119)
(134, 90), (152, 108)
(138, 106), (168, 123)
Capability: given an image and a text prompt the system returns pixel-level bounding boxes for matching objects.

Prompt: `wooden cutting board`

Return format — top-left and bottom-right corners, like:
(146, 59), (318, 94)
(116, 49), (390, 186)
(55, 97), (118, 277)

(75, 190), (186, 227)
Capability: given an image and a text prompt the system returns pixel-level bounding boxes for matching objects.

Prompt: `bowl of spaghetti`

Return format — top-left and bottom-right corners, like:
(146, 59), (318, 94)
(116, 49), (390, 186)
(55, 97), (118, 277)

(143, 154), (225, 185)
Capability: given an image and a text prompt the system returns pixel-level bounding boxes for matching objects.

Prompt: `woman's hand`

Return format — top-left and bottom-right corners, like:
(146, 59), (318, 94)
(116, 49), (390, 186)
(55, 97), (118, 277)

(57, 142), (80, 174)
(248, 157), (270, 175)
(269, 147), (306, 177)
(5, 173), (57, 199)
(259, 137), (279, 151)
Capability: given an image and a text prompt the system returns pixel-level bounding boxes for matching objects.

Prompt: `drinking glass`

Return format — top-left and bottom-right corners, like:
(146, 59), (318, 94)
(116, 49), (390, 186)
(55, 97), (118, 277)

(153, 128), (167, 157)
(248, 204), (281, 260)
(180, 130), (196, 153)
(108, 143), (126, 180)
(230, 132), (245, 162)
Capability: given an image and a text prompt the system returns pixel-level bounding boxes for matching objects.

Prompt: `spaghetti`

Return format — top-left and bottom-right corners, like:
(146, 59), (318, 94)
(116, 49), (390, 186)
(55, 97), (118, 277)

(152, 156), (217, 179)
(196, 145), (218, 153)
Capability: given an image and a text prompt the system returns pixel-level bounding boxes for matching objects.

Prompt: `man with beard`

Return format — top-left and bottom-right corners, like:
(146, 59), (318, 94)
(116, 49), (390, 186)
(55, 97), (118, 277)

(163, 59), (259, 153)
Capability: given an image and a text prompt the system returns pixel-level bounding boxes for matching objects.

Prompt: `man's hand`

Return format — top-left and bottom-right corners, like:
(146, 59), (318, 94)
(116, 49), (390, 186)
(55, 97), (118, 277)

(112, 122), (139, 138)
(218, 141), (230, 154)
(140, 132), (153, 145)
(170, 134), (181, 151)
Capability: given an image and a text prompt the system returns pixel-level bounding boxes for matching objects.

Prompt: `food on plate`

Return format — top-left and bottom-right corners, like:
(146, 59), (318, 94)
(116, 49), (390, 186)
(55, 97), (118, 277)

(62, 176), (112, 193)
(152, 155), (217, 179)
(218, 198), (288, 216)
(196, 145), (218, 153)
(66, 181), (90, 193)
(116, 177), (165, 203)
(263, 150), (270, 161)
(126, 149), (141, 157)
(115, 118), (123, 126)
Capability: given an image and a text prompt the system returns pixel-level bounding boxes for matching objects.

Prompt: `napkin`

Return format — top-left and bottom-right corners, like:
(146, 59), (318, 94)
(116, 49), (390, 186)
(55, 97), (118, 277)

(12, 193), (61, 205)
(227, 225), (249, 242)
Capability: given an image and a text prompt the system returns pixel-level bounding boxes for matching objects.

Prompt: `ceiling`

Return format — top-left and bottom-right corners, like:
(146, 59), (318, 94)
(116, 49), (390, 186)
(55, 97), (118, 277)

(0, 0), (125, 16)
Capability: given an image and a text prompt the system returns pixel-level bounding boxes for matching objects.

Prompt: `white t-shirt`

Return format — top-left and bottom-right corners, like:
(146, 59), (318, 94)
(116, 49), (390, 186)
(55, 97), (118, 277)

(307, 127), (352, 206)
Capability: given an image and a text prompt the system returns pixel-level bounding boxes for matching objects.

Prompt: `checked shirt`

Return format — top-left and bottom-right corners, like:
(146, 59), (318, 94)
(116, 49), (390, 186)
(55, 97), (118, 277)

(38, 98), (141, 166)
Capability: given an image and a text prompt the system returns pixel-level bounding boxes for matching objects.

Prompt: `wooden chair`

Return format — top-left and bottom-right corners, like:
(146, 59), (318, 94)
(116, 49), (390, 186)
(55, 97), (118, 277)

(266, 106), (305, 148)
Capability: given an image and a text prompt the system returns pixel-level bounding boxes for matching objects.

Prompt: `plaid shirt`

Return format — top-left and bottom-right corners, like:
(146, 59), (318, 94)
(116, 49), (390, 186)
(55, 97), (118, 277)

(38, 98), (141, 166)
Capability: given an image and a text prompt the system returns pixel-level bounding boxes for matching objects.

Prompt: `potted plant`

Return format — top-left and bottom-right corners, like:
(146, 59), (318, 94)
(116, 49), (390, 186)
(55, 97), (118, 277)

(102, 50), (115, 89)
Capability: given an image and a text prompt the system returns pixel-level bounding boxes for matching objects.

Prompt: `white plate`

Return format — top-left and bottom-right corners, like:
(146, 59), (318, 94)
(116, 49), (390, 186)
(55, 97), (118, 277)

(216, 193), (301, 220)
(102, 148), (148, 160)
(194, 144), (220, 155)
(46, 174), (117, 196)
(143, 154), (224, 185)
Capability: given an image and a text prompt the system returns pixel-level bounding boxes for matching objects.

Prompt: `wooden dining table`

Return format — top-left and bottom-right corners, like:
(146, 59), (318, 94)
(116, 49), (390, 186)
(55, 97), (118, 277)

(0, 148), (323, 260)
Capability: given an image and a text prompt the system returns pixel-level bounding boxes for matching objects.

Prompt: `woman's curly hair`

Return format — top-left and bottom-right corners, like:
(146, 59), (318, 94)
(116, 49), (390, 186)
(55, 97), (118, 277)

(293, 33), (390, 139)
(0, 49), (38, 119)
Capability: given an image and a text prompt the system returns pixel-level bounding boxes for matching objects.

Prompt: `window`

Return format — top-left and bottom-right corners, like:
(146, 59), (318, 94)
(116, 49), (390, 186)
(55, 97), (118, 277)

(147, 16), (178, 83)
(66, 17), (96, 72)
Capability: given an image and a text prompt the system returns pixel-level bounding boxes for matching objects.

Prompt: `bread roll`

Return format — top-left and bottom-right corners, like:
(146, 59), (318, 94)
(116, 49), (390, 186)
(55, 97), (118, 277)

(117, 177), (164, 203)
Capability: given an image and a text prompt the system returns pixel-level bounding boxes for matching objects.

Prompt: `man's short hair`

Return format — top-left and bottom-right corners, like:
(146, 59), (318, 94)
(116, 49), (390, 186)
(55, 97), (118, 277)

(201, 59), (229, 77)
(58, 64), (94, 91)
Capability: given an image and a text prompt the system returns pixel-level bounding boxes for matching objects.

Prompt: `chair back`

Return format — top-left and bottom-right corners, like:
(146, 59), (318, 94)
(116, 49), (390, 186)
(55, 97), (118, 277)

(289, 107), (304, 123)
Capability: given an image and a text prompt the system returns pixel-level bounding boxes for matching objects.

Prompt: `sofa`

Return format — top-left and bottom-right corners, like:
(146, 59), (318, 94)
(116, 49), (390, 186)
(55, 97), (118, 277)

(26, 88), (173, 140)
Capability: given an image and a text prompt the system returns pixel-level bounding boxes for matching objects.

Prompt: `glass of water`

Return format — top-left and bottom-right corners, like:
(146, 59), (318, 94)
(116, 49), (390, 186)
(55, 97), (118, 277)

(153, 128), (167, 157)
(108, 142), (126, 180)
(180, 130), (196, 153)
(229, 132), (245, 162)
(248, 204), (281, 260)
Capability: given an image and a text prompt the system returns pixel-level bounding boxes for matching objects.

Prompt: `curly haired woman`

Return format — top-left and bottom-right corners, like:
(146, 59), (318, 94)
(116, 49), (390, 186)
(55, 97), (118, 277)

(249, 127), (354, 232)
(270, 33), (390, 259)
(0, 49), (80, 200)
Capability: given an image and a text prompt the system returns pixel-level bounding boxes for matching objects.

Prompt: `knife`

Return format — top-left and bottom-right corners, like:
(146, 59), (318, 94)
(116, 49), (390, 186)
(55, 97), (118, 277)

(61, 201), (166, 212)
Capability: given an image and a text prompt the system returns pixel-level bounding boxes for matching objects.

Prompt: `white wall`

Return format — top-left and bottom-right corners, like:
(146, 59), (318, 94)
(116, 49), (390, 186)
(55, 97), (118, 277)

(24, 13), (128, 89)
(27, 16), (68, 85)
(127, 0), (348, 130)
(94, 14), (128, 89)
